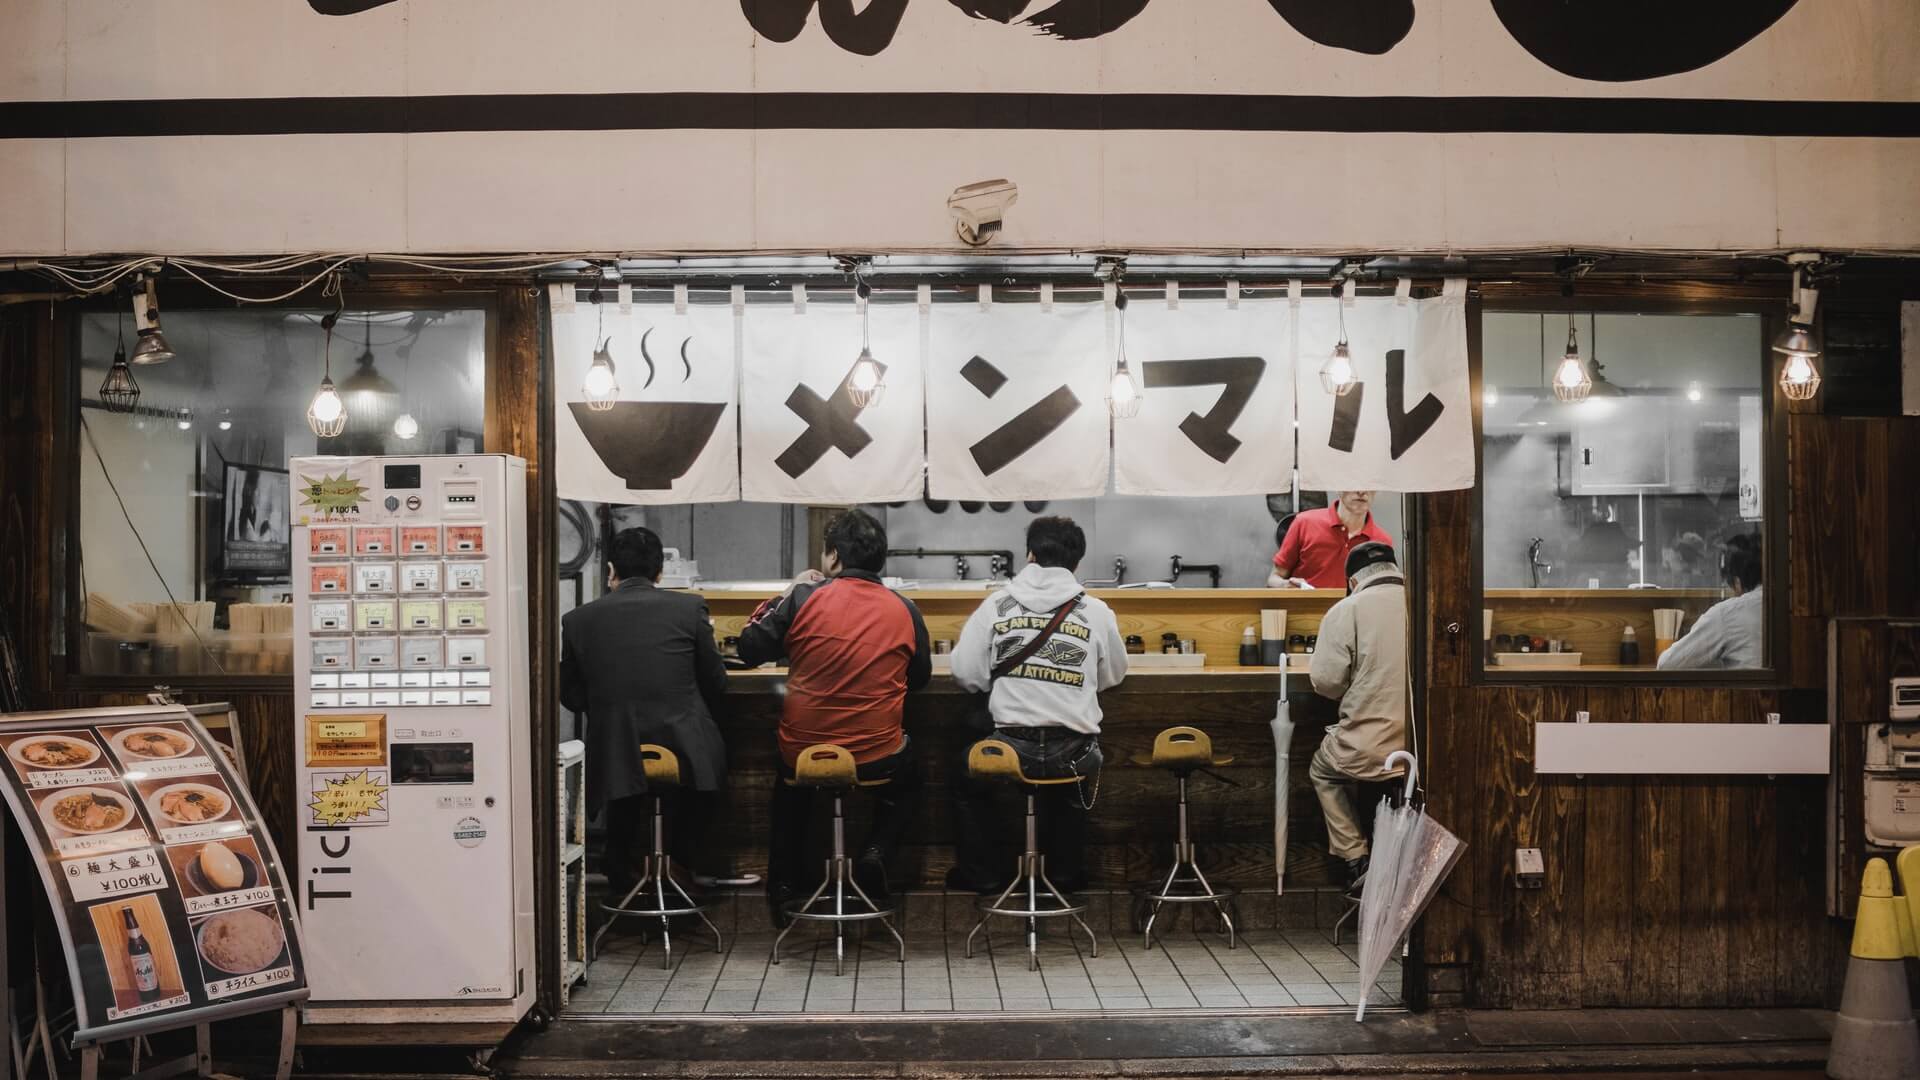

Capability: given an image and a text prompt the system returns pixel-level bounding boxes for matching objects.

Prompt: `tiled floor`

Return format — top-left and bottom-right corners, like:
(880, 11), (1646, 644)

(567, 917), (1402, 1016)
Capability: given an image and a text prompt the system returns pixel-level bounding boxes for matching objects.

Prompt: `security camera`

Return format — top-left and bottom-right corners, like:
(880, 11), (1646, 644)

(948, 179), (1019, 246)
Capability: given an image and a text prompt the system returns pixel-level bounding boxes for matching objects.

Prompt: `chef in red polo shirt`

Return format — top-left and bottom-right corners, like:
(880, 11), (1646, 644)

(1267, 491), (1393, 589)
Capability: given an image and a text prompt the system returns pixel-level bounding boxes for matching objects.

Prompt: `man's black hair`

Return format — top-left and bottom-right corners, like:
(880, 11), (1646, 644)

(1026, 516), (1086, 571)
(1724, 534), (1762, 591)
(608, 526), (665, 583)
(824, 509), (888, 574)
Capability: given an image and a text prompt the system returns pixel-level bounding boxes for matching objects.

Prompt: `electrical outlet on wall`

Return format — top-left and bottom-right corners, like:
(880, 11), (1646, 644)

(1514, 847), (1545, 889)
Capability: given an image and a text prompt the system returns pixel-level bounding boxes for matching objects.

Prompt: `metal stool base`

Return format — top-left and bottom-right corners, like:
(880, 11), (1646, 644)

(1137, 775), (1236, 950)
(769, 792), (905, 976)
(965, 795), (1099, 971)
(591, 849), (724, 970)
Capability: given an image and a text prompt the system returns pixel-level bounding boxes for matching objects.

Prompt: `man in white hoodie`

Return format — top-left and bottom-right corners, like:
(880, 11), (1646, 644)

(948, 517), (1129, 893)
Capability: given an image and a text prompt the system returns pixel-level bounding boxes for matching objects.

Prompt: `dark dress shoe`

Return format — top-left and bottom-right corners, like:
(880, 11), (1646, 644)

(1343, 855), (1371, 896)
(766, 882), (797, 930)
(944, 866), (1011, 895)
(853, 848), (891, 901)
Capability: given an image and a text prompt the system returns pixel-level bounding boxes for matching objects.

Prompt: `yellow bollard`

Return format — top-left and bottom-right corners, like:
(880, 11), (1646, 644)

(1827, 857), (1920, 1080)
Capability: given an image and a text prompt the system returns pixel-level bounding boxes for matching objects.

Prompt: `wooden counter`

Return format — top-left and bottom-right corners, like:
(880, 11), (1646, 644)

(720, 664), (1306, 694)
(699, 585), (1345, 670)
(1484, 586), (1734, 661)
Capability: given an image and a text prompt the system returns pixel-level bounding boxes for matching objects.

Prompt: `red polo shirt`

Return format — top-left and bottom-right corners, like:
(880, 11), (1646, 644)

(1273, 507), (1393, 588)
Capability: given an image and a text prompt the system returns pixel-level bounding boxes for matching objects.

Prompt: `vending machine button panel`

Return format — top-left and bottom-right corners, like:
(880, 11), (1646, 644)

(354, 562), (395, 594)
(400, 690), (430, 706)
(311, 601), (350, 633)
(430, 690), (460, 706)
(430, 670), (460, 688)
(340, 672), (371, 689)
(371, 691), (400, 707)
(402, 563), (443, 593)
(401, 672), (431, 689)
(340, 691), (371, 707)
(310, 692), (340, 708)
(370, 672), (400, 688)
(354, 526), (394, 556)
(309, 673), (340, 689)
(461, 690), (492, 706)
(459, 670), (492, 687)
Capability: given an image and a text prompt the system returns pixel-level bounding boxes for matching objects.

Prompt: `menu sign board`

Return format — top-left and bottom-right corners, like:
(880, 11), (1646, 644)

(0, 706), (307, 1042)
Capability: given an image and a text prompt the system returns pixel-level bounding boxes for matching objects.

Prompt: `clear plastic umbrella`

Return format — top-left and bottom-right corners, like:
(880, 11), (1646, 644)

(1354, 749), (1465, 1021)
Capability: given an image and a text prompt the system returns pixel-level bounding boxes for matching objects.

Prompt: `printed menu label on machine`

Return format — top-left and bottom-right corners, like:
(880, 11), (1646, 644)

(306, 715), (387, 767)
(308, 527), (348, 557)
(353, 562), (395, 595)
(353, 601), (395, 632)
(352, 526), (393, 556)
(401, 563), (441, 593)
(310, 565), (348, 595)
(446, 562), (485, 592)
(310, 639), (351, 670)
(445, 525), (484, 554)
(400, 526), (440, 555)
(309, 602), (350, 634)
(0, 708), (307, 1042)
(354, 637), (397, 671)
(400, 600), (443, 632)
(445, 601), (486, 631)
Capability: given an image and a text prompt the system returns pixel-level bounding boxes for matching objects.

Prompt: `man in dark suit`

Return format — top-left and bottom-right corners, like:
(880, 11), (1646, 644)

(561, 527), (729, 894)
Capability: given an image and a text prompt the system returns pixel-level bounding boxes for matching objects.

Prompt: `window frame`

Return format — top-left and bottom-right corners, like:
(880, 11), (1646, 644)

(1470, 292), (1789, 687)
(54, 283), (502, 692)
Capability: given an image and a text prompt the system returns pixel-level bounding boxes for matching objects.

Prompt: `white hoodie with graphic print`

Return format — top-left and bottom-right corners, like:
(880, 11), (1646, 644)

(951, 564), (1129, 734)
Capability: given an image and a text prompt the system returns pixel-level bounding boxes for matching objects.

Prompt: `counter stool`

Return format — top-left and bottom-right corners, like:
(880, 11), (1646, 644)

(769, 744), (906, 976)
(591, 744), (723, 969)
(1131, 726), (1237, 949)
(963, 739), (1100, 972)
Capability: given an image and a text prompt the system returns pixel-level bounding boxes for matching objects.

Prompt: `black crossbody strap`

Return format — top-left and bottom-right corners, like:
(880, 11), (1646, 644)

(990, 594), (1082, 680)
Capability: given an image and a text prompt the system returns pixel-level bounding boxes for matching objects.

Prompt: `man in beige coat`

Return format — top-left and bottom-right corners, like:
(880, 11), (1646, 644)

(1308, 542), (1409, 889)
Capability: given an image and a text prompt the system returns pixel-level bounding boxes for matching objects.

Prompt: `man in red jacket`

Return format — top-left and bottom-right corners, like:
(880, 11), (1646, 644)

(738, 509), (931, 925)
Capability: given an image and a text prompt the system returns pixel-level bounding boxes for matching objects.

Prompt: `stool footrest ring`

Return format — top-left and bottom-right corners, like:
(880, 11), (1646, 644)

(784, 904), (900, 924)
(977, 898), (1088, 919)
(602, 901), (708, 919)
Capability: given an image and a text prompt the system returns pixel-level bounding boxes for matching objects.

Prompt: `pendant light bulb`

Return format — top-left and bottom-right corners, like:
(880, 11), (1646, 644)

(1320, 342), (1358, 397)
(847, 347), (885, 408)
(1108, 361), (1141, 418)
(1483, 385), (1499, 407)
(216, 407), (232, 431)
(175, 409), (192, 431)
(582, 338), (619, 411)
(1780, 351), (1821, 401)
(307, 318), (349, 437)
(392, 411), (419, 440)
(99, 329), (141, 414)
(1551, 318), (1592, 403)
(846, 280), (885, 408)
(1686, 381), (1703, 403)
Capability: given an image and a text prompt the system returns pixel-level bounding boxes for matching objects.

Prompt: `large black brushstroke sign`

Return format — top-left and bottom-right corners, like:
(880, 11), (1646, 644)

(315, 0), (1802, 77)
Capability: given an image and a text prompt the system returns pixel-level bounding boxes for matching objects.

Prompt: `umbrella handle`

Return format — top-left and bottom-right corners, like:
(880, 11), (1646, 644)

(1386, 749), (1417, 803)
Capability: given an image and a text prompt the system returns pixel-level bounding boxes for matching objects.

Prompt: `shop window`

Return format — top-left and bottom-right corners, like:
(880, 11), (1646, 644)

(1479, 311), (1770, 675)
(71, 307), (487, 678)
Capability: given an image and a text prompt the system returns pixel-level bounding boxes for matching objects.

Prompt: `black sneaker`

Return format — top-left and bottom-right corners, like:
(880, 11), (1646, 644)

(1343, 855), (1371, 895)
(853, 848), (891, 901)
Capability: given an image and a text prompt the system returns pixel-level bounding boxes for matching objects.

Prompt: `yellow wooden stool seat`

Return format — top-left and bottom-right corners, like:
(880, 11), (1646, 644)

(770, 743), (905, 976)
(1131, 725), (1237, 951)
(640, 743), (683, 787)
(1129, 725), (1236, 770)
(592, 741), (721, 969)
(968, 739), (1084, 786)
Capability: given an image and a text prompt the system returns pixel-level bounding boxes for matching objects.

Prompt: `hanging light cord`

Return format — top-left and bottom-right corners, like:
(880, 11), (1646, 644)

(78, 415), (228, 676)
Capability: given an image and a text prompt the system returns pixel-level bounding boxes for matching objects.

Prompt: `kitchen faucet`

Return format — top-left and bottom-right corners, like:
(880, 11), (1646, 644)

(954, 555), (970, 580)
(1168, 554), (1222, 589)
(1527, 537), (1553, 589)
(1082, 555), (1127, 587)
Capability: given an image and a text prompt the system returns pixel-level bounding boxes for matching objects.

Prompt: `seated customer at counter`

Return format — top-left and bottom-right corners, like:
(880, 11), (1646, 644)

(560, 527), (730, 897)
(737, 509), (932, 923)
(1308, 542), (1408, 891)
(1268, 491), (1393, 589)
(948, 516), (1129, 894)
(1656, 535), (1764, 670)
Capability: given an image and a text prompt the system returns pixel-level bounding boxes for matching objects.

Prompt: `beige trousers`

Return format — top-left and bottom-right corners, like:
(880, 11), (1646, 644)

(1309, 740), (1371, 860)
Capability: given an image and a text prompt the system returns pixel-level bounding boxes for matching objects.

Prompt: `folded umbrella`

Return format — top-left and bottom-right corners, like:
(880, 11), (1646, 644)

(1354, 749), (1465, 1021)
(1270, 697), (1295, 895)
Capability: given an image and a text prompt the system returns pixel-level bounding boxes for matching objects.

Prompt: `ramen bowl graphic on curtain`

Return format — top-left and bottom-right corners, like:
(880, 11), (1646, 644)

(568, 401), (727, 490)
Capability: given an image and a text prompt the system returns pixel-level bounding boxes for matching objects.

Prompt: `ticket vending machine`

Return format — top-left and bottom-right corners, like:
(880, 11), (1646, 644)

(291, 455), (533, 1025)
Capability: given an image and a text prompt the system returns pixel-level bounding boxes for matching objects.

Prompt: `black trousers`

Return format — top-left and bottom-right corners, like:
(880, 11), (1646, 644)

(601, 789), (721, 891)
(767, 737), (921, 892)
(950, 727), (1102, 889)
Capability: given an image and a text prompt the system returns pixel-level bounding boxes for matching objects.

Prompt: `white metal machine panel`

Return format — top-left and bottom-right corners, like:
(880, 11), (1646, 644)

(291, 455), (532, 1025)
(1535, 721), (1830, 775)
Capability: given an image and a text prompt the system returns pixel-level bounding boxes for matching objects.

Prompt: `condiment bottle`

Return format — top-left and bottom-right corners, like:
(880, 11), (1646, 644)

(1125, 634), (1145, 655)
(1619, 625), (1640, 665)
(1160, 632), (1180, 654)
(1239, 627), (1260, 667)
